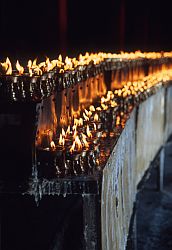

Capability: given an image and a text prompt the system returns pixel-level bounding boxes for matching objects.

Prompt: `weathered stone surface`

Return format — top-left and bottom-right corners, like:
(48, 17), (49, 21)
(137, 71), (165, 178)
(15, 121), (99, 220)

(101, 86), (172, 250)
(102, 109), (136, 250)
(165, 86), (172, 142)
(136, 88), (165, 184)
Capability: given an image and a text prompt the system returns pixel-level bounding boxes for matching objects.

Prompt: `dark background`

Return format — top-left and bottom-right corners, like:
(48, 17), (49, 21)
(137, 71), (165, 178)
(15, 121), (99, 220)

(0, 0), (172, 62)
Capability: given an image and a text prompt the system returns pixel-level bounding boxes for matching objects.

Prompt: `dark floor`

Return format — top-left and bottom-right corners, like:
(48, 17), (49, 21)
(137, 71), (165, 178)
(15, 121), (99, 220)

(137, 142), (172, 250)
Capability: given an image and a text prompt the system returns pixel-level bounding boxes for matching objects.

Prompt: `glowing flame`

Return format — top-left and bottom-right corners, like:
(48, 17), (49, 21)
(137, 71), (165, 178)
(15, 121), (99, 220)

(16, 60), (24, 75)
(64, 56), (73, 71)
(70, 141), (76, 153)
(70, 135), (82, 153)
(34, 67), (42, 75)
(78, 118), (83, 126)
(46, 57), (56, 71)
(101, 97), (106, 103)
(72, 125), (78, 138)
(59, 133), (65, 146)
(86, 125), (92, 138)
(74, 118), (79, 126)
(94, 113), (99, 122)
(1, 57), (12, 75)
(110, 100), (117, 108)
(96, 107), (102, 111)
(74, 118), (83, 127)
(27, 60), (33, 76)
(116, 116), (120, 126)
(75, 135), (82, 150)
(66, 125), (71, 136)
(33, 58), (37, 66)
(62, 128), (66, 137)
(1, 59), (8, 71)
(93, 123), (97, 131)
(50, 141), (56, 149)
(101, 103), (108, 110)
(90, 105), (96, 112)
(83, 113), (89, 121)
(58, 54), (62, 62)
(85, 109), (92, 117)
(28, 58), (43, 76)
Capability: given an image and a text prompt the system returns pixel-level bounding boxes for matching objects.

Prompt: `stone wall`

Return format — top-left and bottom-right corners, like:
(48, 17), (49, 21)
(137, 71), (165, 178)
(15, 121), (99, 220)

(101, 85), (172, 250)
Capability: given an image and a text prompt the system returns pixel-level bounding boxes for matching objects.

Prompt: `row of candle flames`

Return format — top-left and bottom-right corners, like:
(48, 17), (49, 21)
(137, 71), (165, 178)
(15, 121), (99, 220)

(38, 66), (172, 177)
(1, 51), (172, 77)
(40, 93), (118, 176)
(47, 67), (172, 152)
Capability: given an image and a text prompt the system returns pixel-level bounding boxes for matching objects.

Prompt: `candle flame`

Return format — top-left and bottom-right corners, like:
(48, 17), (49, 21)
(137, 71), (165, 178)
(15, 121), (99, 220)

(90, 105), (96, 112)
(70, 135), (82, 153)
(1, 57), (12, 75)
(83, 113), (89, 121)
(72, 125), (78, 138)
(101, 103), (108, 110)
(33, 58), (37, 66)
(16, 60), (24, 75)
(116, 116), (120, 126)
(58, 54), (62, 62)
(110, 100), (117, 108)
(50, 141), (56, 149)
(45, 57), (56, 71)
(86, 125), (92, 138)
(85, 109), (92, 117)
(74, 118), (79, 126)
(94, 113), (99, 122)
(70, 141), (76, 153)
(27, 60), (33, 76)
(96, 107), (102, 111)
(75, 135), (82, 150)
(78, 118), (83, 126)
(66, 125), (71, 135)
(62, 128), (66, 137)
(59, 133), (65, 146)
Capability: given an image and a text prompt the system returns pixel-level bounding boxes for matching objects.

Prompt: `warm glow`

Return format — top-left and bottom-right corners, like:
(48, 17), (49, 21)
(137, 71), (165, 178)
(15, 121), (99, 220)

(96, 107), (102, 111)
(27, 60), (33, 76)
(16, 60), (24, 75)
(45, 57), (56, 71)
(70, 141), (76, 153)
(101, 103), (108, 110)
(85, 109), (92, 117)
(78, 118), (83, 126)
(83, 113), (89, 121)
(62, 128), (66, 137)
(72, 125), (78, 138)
(64, 56), (73, 71)
(75, 135), (82, 150)
(66, 125), (71, 136)
(94, 113), (99, 122)
(86, 125), (92, 138)
(1, 57), (12, 75)
(116, 116), (120, 126)
(70, 135), (82, 152)
(50, 141), (56, 149)
(58, 54), (62, 62)
(59, 133), (65, 146)
(74, 118), (79, 127)
(90, 105), (96, 112)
